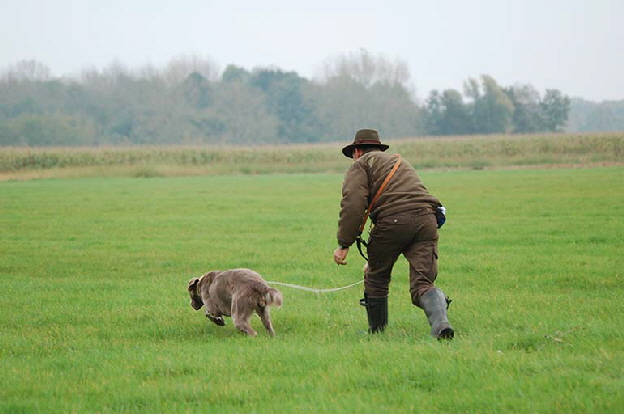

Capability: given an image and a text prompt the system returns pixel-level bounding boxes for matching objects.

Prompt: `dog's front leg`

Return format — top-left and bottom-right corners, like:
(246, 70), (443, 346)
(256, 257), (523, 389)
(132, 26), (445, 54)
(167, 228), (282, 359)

(257, 306), (275, 337)
(204, 300), (226, 326)
(205, 312), (226, 326)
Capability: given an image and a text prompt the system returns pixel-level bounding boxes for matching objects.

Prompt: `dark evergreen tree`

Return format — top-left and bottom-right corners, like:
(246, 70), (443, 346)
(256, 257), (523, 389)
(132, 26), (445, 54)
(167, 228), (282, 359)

(250, 69), (320, 143)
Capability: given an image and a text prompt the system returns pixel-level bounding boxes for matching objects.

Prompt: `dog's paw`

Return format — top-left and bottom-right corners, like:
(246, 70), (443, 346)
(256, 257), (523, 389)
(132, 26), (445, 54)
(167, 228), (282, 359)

(205, 313), (226, 326)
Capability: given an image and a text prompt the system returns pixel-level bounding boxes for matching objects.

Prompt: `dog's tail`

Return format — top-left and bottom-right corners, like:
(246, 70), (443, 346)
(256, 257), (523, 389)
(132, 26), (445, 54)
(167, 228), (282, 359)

(262, 287), (283, 308)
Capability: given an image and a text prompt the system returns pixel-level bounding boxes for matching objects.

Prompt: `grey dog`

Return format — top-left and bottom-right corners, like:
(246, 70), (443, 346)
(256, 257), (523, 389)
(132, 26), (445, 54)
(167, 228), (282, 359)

(188, 268), (283, 336)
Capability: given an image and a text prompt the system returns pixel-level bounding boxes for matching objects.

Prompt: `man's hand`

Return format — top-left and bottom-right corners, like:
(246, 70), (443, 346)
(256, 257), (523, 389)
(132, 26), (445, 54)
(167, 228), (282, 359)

(333, 247), (349, 265)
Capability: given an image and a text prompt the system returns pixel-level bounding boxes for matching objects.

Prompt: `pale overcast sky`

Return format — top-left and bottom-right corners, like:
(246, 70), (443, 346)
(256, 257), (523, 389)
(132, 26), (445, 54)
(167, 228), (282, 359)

(1, 0), (622, 102)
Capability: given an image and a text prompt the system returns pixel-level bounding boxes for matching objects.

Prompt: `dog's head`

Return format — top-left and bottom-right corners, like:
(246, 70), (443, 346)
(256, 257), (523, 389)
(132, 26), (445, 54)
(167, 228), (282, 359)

(188, 277), (203, 310)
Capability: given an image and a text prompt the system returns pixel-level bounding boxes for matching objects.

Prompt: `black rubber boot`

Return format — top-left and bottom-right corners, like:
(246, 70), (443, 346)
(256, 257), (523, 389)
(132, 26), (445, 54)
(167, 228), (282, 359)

(363, 295), (388, 334)
(420, 288), (454, 340)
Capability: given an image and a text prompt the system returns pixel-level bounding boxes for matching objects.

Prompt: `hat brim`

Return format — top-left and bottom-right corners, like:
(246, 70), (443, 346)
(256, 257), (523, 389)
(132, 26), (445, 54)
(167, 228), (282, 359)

(342, 143), (390, 158)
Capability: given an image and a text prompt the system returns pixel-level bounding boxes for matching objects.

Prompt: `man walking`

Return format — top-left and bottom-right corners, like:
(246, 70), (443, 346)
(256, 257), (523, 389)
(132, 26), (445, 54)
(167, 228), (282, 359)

(333, 129), (454, 339)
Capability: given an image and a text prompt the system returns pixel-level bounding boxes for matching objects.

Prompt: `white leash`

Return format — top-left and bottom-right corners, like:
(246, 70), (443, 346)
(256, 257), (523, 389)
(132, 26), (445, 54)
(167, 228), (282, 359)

(266, 279), (363, 293)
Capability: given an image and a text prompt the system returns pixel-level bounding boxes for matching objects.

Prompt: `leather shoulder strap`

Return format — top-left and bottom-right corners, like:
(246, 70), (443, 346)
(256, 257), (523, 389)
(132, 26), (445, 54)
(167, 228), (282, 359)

(358, 154), (402, 233)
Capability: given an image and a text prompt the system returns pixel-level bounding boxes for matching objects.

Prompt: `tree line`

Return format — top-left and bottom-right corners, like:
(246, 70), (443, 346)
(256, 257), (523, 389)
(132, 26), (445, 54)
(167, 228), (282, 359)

(567, 98), (624, 132)
(424, 76), (570, 135)
(0, 51), (583, 147)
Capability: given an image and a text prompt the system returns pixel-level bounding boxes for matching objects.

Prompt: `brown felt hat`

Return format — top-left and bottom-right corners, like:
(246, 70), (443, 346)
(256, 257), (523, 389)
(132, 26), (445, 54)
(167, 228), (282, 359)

(342, 129), (390, 158)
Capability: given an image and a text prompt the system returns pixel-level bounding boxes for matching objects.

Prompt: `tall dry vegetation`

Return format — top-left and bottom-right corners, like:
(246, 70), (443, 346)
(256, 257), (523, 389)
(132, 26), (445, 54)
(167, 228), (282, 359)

(1, 132), (622, 179)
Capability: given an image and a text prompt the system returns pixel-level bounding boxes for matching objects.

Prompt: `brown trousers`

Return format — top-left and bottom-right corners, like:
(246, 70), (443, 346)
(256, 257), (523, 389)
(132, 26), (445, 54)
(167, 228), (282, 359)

(364, 208), (439, 308)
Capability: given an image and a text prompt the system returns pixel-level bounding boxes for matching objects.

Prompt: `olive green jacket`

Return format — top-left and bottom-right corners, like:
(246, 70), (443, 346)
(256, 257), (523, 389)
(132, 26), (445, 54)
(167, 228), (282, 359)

(337, 151), (441, 248)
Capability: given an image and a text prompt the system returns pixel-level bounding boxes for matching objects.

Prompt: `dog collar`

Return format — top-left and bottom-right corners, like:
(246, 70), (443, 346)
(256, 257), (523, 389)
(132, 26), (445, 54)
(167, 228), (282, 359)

(196, 274), (205, 298)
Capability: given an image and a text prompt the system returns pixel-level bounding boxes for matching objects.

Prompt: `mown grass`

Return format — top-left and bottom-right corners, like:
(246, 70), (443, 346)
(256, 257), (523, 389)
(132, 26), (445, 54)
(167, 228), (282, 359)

(1, 132), (623, 180)
(1, 168), (623, 413)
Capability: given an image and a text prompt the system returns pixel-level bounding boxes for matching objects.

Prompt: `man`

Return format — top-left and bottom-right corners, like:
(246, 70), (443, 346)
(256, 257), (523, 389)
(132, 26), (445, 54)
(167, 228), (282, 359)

(333, 128), (454, 339)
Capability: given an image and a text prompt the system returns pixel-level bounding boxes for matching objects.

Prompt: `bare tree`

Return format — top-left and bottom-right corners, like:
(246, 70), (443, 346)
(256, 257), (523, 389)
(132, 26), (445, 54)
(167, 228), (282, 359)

(163, 54), (221, 85)
(316, 49), (412, 90)
(1, 60), (51, 82)
(465, 75), (514, 134)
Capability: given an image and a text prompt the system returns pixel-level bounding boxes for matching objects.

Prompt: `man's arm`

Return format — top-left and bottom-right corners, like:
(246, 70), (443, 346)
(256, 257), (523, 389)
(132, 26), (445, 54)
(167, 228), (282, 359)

(337, 162), (369, 249)
(333, 246), (349, 265)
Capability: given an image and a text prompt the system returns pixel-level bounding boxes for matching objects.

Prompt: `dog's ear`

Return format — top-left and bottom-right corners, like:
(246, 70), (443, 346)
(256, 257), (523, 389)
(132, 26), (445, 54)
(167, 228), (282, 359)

(188, 277), (203, 310)
(188, 278), (200, 292)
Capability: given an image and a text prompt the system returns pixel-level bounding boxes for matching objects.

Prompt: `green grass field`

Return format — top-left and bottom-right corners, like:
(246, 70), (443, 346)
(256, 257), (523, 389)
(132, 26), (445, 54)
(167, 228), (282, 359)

(1, 167), (623, 413)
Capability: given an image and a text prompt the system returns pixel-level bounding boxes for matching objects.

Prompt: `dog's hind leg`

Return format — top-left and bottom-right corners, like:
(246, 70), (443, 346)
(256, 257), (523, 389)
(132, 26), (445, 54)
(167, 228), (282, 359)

(232, 297), (257, 336)
(257, 306), (275, 337)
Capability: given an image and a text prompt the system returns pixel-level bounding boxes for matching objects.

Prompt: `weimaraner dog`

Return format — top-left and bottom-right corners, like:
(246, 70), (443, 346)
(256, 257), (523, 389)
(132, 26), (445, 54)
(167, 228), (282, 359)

(188, 268), (283, 336)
